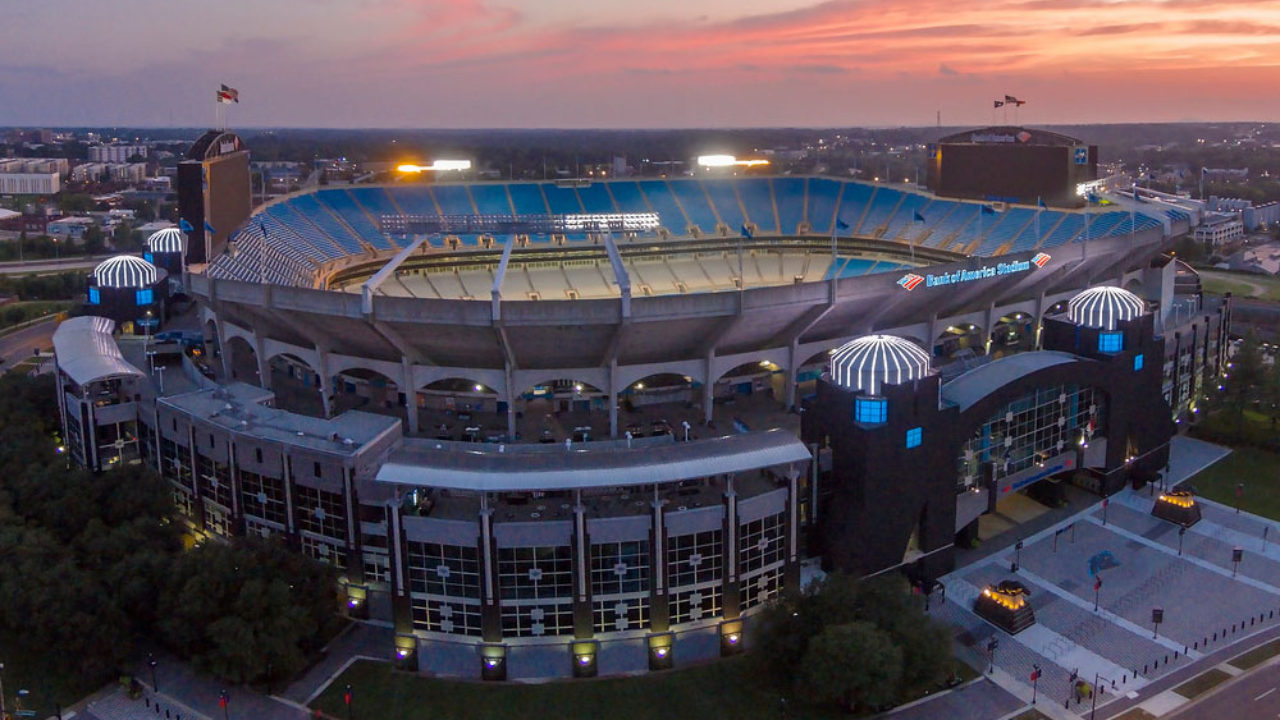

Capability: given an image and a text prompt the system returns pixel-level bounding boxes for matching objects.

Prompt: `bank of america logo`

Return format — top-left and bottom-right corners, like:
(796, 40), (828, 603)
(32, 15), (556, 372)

(1032, 252), (1052, 268)
(897, 273), (924, 291)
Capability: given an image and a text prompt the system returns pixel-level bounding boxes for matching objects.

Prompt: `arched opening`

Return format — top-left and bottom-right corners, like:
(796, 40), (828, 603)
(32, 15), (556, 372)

(618, 373), (696, 440)
(711, 360), (787, 433)
(418, 377), (505, 442)
(797, 349), (837, 404)
(332, 368), (406, 426)
(516, 379), (608, 444)
(988, 313), (1036, 358)
(203, 318), (219, 357)
(225, 335), (259, 385)
(267, 353), (326, 418)
(1124, 277), (1143, 296)
(933, 323), (984, 362)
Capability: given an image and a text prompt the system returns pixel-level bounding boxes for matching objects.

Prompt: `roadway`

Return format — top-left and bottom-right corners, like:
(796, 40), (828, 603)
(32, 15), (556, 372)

(0, 317), (59, 374)
(0, 255), (114, 275)
(1170, 660), (1280, 719)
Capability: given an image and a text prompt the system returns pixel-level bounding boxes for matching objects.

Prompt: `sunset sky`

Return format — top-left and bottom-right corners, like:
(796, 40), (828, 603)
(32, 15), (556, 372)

(3, 0), (1280, 128)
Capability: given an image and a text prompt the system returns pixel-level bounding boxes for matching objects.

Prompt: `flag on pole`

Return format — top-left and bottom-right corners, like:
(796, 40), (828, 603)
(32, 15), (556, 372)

(217, 84), (239, 104)
(179, 217), (195, 234)
(740, 224), (753, 239)
(204, 220), (217, 235)
(1004, 94), (1027, 106)
(981, 204), (997, 215)
(1038, 197), (1047, 209)
(836, 218), (850, 231)
(994, 100), (1005, 109)
(914, 210), (926, 223)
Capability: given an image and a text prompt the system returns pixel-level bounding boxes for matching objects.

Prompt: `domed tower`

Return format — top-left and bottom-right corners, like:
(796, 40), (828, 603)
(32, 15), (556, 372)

(802, 334), (956, 579)
(86, 255), (169, 334)
(145, 227), (187, 281)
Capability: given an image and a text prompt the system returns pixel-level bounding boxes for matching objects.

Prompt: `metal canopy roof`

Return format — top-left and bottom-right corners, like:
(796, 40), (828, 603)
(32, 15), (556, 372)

(376, 428), (812, 492)
(52, 316), (147, 385)
(941, 351), (1084, 412)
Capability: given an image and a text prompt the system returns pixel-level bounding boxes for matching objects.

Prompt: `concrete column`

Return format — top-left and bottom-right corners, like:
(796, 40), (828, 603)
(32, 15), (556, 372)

(785, 341), (800, 410)
(608, 361), (619, 439)
(703, 353), (715, 425)
(926, 313), (940, 359)
(573, 490), (592, 638)
(503, 363), (517, 440)
(316, 348), (333, 419)
(254, 334), (272, 391)
(983, 302), (998, 355)
(401, 357), (419, 436)
(649, 487), (669, 633)
(479, 495), (502, 643)
(722, 474), (740, 620)
(784, 468), (801, 595)
(216, 322), (232, 380)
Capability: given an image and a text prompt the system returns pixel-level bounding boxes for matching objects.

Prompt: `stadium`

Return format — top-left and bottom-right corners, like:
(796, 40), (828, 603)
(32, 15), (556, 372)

(54, 127), (1230, 680)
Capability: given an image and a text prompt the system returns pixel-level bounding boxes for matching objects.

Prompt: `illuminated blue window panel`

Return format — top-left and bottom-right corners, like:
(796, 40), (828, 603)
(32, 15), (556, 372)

(1098, 331), (1123, 353)
(854, 397), (888, 424)
(1134, 354), (1144, 371)
(136, 288), (154, 305)
(143, 252), (154, 263)
(905, 427), (922, 449)
(88, 287), (100, 304)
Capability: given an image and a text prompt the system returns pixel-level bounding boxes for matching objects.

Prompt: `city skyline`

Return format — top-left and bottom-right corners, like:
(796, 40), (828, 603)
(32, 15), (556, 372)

(4, 0), (1280, 128)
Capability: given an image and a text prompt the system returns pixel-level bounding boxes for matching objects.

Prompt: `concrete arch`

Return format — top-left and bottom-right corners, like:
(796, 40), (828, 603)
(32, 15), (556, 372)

(225, 335), (259, 383)
(511, 368), (609, 399)
(327, 354), (402, 382)
(613, 358), (707, 394)
(933, 321), (985, 360)
(264, 351), (327, 418)
(331, 366), (408, 425)
(709, 348), (789, 387)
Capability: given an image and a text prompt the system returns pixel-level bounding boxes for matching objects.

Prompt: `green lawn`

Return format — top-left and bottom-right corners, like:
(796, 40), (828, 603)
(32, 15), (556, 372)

(311, 657), (975, 720)
(1229, 638), (1280, 671)
(1172, 668), (1230, 700)
(1199, 270), (1280, 303)
(1180, 447), (1280, 520)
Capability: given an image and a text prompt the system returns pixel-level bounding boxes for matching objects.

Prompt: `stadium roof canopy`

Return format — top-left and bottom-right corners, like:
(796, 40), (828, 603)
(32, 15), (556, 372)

(1068, 286), (1146, 330)
(830, 334), (932, 395)
(376, 428), (811, 492)
(94, 255), (159, 288)
(52, 316), (147, 386)
(941, 351), (1084, 412)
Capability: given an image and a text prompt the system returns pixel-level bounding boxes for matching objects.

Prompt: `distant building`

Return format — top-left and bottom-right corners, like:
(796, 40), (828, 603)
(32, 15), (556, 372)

(46, 216), (95, 240)
(89, 144), (147, 163)
(1193, 212), (1245, 248)
(1208, 196), (1280, 231)
(0, 171), (60, 195)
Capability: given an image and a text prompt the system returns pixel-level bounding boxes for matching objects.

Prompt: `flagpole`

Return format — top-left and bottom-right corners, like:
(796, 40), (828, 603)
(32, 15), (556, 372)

(830, 202), (840, 298)
(1036, 197), (1042, 245)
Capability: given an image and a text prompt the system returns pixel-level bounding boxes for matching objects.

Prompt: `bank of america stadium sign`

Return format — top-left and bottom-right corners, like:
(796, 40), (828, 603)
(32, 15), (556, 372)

(897, 254), (1050, 291)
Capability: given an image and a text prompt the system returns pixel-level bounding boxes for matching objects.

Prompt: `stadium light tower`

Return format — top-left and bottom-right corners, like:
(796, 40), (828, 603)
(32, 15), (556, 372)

(696, 155), (769, 169)
(397, 160), (473, 173)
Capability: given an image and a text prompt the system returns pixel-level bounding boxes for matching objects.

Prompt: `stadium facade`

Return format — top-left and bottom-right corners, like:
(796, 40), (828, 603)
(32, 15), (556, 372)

(53, 127), (1230, 679)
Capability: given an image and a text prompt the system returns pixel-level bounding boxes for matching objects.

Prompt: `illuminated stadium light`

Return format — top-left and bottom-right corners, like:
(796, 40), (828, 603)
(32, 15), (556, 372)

(397, 160), (472, 173)
(560, 213), (661, 232)
(829, 335), (931, 395)
(1066, 286), (1145, 330)
(696, 155), (769, 168)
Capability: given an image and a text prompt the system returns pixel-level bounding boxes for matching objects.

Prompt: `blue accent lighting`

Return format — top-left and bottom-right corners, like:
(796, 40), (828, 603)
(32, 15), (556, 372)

(906, 427), (922, 449)
(855, 397), (888, 424)
(1098, 331), (1123, 353)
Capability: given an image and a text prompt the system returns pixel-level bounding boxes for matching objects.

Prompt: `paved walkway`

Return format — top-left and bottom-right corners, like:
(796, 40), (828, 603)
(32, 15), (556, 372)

(282, 622), (394, 705)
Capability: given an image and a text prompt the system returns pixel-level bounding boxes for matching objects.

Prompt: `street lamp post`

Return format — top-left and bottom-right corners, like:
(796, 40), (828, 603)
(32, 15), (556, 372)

(986, 638), (999, 674)
(344, 683), (353, 720)
(219, 689), (229, 720)
(1178, 526), (1186, 556)
(148, 653), (158, 692)
(1012, 539), (1024, 572)
(1031, 664), (1041, 705)
(1090, 673), (1112, 720)
(0, 662), (6, 720)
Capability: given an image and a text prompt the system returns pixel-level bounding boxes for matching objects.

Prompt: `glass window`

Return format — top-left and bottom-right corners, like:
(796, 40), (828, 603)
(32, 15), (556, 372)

(136, 288), (154, 305)
(1098, 331), (1123, 353)
(1134, 354), (1144, 371)
(855, 396), (888, 424)
(88, 287), (100, 304)
(906, 426), (923, 449)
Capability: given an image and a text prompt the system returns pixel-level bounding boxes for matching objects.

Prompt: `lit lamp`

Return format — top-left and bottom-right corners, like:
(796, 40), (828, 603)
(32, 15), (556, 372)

(647, 632), (674, 671)
(345, 584), (369, 620)
(1152, 488), (1201, 528)
(973, 580), (1036, 634)
(571, 640), (599, 678)
(479, 644), (507, 681)
(719, 619), (744, 656)
(393, 634), (417, 670)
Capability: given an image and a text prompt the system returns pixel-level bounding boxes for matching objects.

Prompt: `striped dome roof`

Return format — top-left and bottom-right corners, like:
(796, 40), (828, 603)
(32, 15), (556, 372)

(94, 255), (158, 289)
(830, 334), (931, 395)
(147, 227), (186, 254)
(1067, 286), (1145, 330)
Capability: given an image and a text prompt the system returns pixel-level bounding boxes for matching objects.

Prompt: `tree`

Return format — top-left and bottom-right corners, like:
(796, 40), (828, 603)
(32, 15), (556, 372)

(1219, 331), (1265, 431)
(798, 621), (902, 711)
(158, 537), (341, 683)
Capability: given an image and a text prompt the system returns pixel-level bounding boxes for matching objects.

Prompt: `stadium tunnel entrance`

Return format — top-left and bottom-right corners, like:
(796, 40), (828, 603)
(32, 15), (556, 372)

(267, 353), (326, 418)
(332, 368), (407, 427)
(417, 378), (505, 442)
(516, 379), (609, 444)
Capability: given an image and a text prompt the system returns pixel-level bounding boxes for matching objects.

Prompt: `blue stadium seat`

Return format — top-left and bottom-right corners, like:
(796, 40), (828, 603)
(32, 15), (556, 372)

(386, 187), (439, 215)
(925, 203), (978, 248)
(858, 186), (905, 236)
(637, 181), (691, 235)
(667, 180), (720, 234)
(315, 189), (389, 250)
(735, 179), (777, 233)
(507, 183), (550, 216)
(701, 180), (746, 231)
(541, 183), (584, 214)
(577, 183), (617, 214)
(470, 184), (515, 215)
(835, 182), (875, 236)
(1006, 210), (1062, 254)
(605, 181), (650, 215)
(973, 207), (1035, 256)
(1040, 214), (1083, 248)
(806, 178), (842, 236)
(288, 195), (364, 255)
(264, 204), (343, 259)
(772, 178), (806, 234)
(432, 184), (475, 215)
